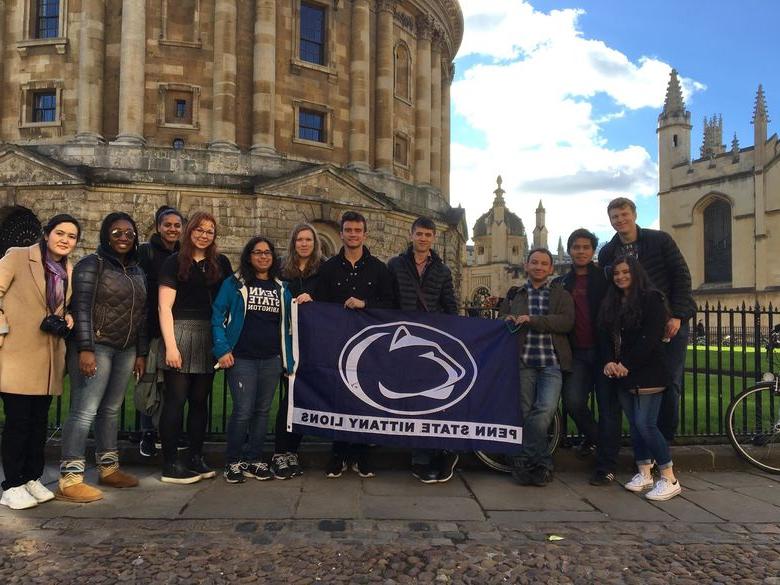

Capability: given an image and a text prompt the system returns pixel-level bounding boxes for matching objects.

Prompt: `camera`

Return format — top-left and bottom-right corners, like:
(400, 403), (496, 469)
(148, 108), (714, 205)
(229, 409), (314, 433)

(40, 315), (71, 339)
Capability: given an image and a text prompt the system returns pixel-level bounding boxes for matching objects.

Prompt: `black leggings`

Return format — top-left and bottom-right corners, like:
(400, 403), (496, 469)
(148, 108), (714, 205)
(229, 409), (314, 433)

(160, 370), (214, 464)
(274, 376), (303, 453)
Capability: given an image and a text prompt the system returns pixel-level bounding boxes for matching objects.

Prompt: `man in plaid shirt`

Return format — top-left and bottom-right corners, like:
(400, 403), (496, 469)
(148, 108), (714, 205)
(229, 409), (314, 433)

(499, 248), (574, 486)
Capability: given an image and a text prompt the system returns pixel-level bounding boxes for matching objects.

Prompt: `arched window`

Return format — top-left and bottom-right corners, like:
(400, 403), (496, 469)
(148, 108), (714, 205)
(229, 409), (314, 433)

(394, 42), (411, 101)
(703, 199), (732, 283)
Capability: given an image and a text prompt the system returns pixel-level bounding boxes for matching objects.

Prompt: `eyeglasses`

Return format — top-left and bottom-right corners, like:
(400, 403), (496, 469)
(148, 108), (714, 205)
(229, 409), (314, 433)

(251, 250), (274, 257)
(193, 227), (216, 238)
(109, 229), (136, 240)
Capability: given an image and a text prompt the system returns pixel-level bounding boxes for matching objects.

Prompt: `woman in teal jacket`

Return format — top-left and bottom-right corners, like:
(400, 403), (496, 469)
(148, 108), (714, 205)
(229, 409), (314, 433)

(212, 236), (290, 484)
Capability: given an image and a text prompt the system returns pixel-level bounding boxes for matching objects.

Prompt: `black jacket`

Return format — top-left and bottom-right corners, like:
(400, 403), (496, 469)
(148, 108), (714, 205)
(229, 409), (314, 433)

(138, 234), (179, 339)
(283, 270), (320, 299)
(599, 290), (670, 391)
(70, 245), (148, 355)
(314, 246), (395, 308)
(387, 247), (458, 314)
(598, 226), (696, 321)
(557, 262), (608, 350)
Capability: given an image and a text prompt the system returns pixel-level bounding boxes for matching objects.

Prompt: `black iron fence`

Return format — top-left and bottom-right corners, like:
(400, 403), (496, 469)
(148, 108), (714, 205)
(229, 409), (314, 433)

(6, 302), (777, 443)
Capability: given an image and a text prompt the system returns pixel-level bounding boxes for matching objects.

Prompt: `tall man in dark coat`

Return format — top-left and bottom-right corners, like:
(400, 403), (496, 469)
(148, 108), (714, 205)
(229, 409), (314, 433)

(387, 216), (459, 484)
(598, 197), (696, 443)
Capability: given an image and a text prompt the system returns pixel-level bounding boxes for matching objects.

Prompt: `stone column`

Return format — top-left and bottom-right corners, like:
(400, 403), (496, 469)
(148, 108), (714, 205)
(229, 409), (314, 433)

(113, 0), (146, 145)
(74, 0), (106, 143)
(374, 0), (395, 173)
(414, 16), (432, 185)
(251, 0), (276, 154)
(429, 36), (442, 189)
(348, 0), (370, 170)
(441, 62), (453, 202)
(210, 0), (238, 150)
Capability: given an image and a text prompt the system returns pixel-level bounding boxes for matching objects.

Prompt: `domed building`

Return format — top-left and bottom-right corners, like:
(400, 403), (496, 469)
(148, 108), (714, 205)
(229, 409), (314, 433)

(0, 0), (467, 291)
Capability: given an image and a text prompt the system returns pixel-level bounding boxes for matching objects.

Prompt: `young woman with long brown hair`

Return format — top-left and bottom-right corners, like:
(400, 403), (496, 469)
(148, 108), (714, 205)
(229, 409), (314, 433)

(158, 211), (232, 484)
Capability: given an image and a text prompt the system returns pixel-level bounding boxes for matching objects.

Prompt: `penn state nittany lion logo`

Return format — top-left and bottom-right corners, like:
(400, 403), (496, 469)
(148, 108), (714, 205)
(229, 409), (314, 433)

(338, 322), (478, 415)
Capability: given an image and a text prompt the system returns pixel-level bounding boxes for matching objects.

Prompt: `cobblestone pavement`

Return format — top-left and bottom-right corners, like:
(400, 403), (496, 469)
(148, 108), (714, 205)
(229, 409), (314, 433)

(2, 517), (780, 584)
(2, 458), (780, 584)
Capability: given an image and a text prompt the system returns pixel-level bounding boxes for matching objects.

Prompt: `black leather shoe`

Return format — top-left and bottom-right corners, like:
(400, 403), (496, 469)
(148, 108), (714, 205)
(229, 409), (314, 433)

(530, 466), (553, 486)
(436, 452), (459, 483)
(411, 464), (439, 484)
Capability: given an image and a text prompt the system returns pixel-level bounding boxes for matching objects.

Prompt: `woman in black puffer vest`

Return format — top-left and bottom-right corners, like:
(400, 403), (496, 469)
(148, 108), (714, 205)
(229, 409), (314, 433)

(57, 212), (148, 503)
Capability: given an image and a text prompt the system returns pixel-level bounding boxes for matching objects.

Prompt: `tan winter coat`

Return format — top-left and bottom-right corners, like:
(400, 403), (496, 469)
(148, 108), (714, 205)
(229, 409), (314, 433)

(0, 245), (73, 396)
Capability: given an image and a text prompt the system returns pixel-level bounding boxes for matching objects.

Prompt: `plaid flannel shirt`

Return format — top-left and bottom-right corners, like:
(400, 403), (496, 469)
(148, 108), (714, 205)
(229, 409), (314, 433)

(521, 279), (558, 368)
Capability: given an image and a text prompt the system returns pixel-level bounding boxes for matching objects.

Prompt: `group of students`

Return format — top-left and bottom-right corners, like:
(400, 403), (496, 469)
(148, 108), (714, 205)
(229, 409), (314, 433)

(499, 196), (695, 502)
(0, 194), (694, 510)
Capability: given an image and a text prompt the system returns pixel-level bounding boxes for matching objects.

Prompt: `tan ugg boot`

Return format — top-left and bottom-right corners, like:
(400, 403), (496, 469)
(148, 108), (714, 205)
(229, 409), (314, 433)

(98, 463), (139, 488)
(55, 473), (103, 503)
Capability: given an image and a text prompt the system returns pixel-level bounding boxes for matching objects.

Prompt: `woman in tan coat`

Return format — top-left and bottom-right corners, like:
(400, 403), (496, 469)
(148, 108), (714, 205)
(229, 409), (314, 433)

(0, 214), (80, 510)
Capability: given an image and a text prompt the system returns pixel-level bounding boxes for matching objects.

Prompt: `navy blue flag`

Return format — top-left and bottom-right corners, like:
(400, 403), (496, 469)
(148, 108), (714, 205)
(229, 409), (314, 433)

(288, 302), (523, 452)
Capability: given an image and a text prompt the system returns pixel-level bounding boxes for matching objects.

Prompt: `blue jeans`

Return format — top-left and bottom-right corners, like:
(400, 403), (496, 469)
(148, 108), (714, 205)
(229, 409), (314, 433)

(659, 321), (688, 441)
(618, 390), (672, 469)
(561, 349), (599, 444)
(61, 343), (137, 472)
(517, 365), (562, 471)
(225, 356), (282, 463)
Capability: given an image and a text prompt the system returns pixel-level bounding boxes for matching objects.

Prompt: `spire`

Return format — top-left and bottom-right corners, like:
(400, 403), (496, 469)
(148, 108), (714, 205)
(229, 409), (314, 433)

(557, 236), (564, 260)
(752, 84), (769, 125)
(492, 175), (505, 206)
(662, 69), (686, 116)
(731, 132), (740, 161)
(536, 199), (544, 211)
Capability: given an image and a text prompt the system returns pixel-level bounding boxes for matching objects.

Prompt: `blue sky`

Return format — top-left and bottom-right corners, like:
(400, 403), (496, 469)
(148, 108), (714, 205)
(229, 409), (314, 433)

(450, 0), (778, 246)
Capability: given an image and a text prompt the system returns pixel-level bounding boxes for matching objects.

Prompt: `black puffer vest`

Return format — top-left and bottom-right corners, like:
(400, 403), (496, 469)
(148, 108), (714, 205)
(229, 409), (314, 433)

(71, 247), (148, 354)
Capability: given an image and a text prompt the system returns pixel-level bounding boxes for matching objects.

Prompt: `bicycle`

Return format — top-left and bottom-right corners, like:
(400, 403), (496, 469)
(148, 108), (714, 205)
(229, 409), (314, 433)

(725, 372), (780, 474)
(474, 409), (562, 473)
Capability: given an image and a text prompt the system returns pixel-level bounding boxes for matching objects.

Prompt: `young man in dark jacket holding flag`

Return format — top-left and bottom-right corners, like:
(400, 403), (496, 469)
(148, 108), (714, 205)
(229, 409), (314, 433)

(388, 216), (459, 484)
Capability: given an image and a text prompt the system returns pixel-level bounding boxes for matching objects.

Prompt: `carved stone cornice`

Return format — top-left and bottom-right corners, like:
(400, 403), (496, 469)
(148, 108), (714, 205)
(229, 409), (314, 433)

(416, 13), (434, 40)
(394, 8), (415, 32)
(375, 0), (396, 14)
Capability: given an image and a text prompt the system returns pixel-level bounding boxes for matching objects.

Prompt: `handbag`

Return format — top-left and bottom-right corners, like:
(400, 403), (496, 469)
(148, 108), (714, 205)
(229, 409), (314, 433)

(134, 337), (163, 420)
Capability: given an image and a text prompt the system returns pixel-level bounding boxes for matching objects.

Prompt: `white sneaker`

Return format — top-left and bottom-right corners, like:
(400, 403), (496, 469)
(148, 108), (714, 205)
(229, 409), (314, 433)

(645, 477), (682, 501)
(0, 486), (39, 510)
(25, 479), (56, 503)
(623, 472), (654, 492)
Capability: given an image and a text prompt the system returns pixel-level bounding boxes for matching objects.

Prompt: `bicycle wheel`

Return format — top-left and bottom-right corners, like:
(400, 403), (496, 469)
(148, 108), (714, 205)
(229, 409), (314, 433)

(726, 382), (780, 474)
(475, 410), (562, 473)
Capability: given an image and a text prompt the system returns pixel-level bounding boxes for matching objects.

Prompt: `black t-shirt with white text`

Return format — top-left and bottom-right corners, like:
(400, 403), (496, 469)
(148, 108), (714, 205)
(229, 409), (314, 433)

(233, 277), (281, 360)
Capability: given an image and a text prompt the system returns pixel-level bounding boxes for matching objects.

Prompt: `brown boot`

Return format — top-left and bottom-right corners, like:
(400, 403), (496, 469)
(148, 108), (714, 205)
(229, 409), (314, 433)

(55, 473), (103, 503)
(98, 464), (139, 488)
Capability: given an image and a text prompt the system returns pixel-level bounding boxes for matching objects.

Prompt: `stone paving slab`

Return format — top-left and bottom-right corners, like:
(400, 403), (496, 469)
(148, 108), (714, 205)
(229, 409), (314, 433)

(361, 495), (485, 521)
(460, 470), (593, 511)
(735, 485), (780, 507)
(361, 470), (472, 497)
(682, 489), (780, 523)
(179, 478), (299, 519)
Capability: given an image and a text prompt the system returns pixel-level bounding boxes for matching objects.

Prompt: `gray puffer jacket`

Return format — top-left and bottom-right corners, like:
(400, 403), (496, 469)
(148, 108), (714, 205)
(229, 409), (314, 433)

(70, 246), (148, 355)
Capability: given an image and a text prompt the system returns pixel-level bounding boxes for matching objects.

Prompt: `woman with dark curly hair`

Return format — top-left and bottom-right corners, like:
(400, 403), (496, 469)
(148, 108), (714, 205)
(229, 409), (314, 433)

(158, 211), (231, 484)
(58, 212), (148, 503)
(212, 236), (288, 483)
(0, 214), (80, 510)
(599, 255), (681, 501)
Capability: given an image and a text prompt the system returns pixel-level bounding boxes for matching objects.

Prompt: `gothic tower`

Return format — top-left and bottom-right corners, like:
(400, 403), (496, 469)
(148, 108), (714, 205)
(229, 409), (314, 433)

(533, 200), (548, 249)
(657, 69), (692, 193)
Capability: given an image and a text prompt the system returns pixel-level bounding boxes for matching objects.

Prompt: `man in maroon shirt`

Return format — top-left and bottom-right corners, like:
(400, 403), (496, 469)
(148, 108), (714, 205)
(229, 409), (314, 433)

(558, 229), (612, 484)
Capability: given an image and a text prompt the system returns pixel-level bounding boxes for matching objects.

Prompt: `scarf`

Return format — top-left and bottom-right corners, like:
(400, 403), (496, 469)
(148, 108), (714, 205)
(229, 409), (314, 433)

(43, 250), (68, 315)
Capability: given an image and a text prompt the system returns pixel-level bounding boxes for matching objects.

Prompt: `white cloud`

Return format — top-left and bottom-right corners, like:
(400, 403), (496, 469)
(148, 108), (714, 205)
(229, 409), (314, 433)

(451, 0), (705, 245)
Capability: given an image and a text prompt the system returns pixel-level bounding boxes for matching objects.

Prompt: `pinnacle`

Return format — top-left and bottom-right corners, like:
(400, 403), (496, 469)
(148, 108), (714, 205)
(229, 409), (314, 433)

(752, 84), (770, 124)
(663, 68), (686, 115)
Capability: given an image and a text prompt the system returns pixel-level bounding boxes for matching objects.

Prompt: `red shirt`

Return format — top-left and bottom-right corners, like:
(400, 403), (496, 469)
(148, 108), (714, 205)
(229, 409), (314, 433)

(572, 273), (594, 349)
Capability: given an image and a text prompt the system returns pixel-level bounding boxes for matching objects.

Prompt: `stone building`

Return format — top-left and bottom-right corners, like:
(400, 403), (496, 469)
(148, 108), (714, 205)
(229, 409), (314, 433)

(0, 0), (467, 294)
(658, 70), (780, 308)
(461, 176), (565, 306)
